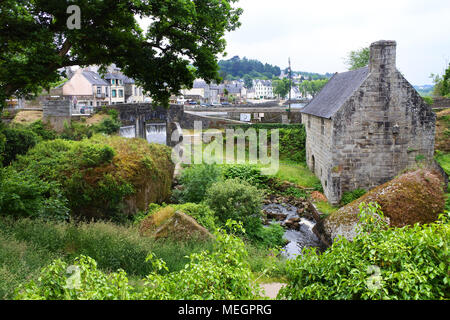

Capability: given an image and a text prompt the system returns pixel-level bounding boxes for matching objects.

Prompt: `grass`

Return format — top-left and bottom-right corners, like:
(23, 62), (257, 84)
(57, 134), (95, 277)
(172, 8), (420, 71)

(314, 201), (339, 216)
(270, 161), (321, 189)
(0, 217), (286, 299)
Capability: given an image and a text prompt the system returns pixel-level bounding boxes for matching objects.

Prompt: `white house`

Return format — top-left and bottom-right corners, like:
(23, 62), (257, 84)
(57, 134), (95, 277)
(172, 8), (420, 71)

(253, 79), (275, 99)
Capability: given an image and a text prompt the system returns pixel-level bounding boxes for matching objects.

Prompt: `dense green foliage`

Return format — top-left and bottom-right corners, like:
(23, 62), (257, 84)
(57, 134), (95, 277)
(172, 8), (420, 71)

(279, 203), (450, 300)
(60, 111), (121, 140)
(0, 217), (216, 298)
(345, 47), (370, 70)
(273, 78), (291, 99)
(1, 127), (38, 166)
(0, 0), (242, 109)
(341, 189), (367, 206)
(13, 221), (260, 300)
(0, 167), (69, 221)
(205, 179), (264, 236)
(223, 164), (270, 188)
(227, 124), (306, 162)
(173, 163), (222, 203)
(431, 63), (450, 98)
(219, 56), (281, 80)
(3, 135), (173, 220)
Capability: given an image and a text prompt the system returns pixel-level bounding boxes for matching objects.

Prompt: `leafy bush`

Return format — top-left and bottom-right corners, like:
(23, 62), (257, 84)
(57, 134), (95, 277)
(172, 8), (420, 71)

(94, 110), (121, 135)
(278, 203), (450, 300)
(11, 136), (173, 219)
(341, 189), (367, 205)
(205, 179), (263, 236)
(173, 164), (222, 203)
(223, 164), (269, 188)
(227, 124), (307, 163)
(1, 127), (38, 166)
(423, 96), (434, 105)
(13, 221), (260, 300)
(254, 223), (286, 248)
(14, 255), (134, 300)
(24, 120), (57, 141)
(0, 167), (69, 221)
(139, 221), (260, 299)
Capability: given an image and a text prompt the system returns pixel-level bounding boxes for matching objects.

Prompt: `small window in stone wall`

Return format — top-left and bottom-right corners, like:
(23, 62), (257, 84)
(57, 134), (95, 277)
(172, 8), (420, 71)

(325, 180), (328, 187)
(308, 115), (311, 129)
(321, 118), (325, 135)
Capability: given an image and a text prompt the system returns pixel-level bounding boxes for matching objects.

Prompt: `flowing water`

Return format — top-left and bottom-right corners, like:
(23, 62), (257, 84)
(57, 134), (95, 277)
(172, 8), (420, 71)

(263, 203), (322, 259)
(146, 123), (167, 145)
(119, 126), (136, 138)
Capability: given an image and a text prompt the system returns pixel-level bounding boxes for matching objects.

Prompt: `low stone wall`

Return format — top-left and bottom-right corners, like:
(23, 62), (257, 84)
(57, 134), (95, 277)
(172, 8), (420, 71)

(432, 97), (450, 109)
(43, 100), (72, 132)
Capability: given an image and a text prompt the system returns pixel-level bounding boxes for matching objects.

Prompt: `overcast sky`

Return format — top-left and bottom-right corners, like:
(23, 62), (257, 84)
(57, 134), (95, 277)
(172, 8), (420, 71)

(221, 0), (450, 85)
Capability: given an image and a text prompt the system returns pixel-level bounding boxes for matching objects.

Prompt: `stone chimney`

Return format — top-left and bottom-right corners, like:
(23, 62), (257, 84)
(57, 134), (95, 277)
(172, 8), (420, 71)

(369, 40), (397, 73)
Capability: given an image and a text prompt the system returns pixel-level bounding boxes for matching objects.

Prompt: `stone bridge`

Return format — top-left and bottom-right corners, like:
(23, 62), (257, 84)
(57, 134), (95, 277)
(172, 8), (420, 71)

(43, 100), (303, 145)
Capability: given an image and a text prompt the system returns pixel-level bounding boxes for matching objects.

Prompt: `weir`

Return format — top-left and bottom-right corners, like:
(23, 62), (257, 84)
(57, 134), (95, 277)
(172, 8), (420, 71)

(146, 123), (167, 145)
(119, 125), (136, 139)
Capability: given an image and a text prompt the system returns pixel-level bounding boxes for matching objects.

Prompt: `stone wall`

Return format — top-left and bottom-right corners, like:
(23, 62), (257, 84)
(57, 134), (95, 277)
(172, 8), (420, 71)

(330, 71), (435, 204)
(43, 99), (72, 132)
(303, 115), (336, 203)
(305, 41), (436, 205)
(432, 97), (450, 109)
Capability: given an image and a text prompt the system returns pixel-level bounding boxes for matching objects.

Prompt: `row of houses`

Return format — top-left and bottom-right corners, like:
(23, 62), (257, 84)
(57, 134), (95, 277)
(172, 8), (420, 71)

(178, 78), (304, 104)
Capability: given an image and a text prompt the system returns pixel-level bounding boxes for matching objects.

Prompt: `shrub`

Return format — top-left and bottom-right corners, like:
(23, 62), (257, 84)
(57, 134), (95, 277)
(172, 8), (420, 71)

(423, 96), (434, 106)
(223, 164), (269, 188)
(25, 120), (57, 141)
(253, 223), (286, 248)
(278, 203), (450, 300)
(94, 111), (121, 135)
(341, 189), (367, 205)
(205, 179), (263, 236)
(1, 127), (38, 166)
(0, 167), (69, 221)
(173, 164), (222, 203)
(14, 255), (134, 300)
(12, 136), (173, 219)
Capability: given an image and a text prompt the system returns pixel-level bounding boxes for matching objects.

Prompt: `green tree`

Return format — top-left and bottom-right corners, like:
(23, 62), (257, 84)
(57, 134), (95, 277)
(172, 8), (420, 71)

(273, 78), (291, 99)
(243, 74), (253, 89)
(299, 79), (329, 98)
(345, 47), (370, 70)
(432, 63), (450, 97)
(0, 0), (243, 109)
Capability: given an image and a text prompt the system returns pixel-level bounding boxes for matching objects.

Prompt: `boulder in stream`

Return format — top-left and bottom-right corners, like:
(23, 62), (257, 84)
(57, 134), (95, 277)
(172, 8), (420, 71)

(323, 169), (446, 242)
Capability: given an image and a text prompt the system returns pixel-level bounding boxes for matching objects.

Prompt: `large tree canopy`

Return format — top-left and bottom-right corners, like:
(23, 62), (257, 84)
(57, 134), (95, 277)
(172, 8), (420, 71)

(0, 0), (242, 108)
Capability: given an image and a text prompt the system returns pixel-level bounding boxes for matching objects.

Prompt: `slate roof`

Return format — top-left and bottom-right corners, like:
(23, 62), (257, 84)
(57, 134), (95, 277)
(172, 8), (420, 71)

(300, 66), (369, 119)
(82, 71), (109, 86)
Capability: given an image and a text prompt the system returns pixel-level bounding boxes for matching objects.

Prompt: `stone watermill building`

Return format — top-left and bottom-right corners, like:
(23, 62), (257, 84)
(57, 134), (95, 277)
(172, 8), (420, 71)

(301, 40), (436, 205)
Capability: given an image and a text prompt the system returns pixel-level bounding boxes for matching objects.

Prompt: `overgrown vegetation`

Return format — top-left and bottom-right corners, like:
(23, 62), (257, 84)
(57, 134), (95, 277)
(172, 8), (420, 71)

(1, 135), (173, 221)
(341, 189), (367, 205)
(13, 221), (261, 300)
(279, 203), (449, 300)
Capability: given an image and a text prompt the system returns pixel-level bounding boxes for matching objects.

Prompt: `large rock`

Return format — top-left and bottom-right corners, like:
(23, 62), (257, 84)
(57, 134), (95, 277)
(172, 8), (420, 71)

(323, 169), (446, 242)
(139, 207), (213, 241)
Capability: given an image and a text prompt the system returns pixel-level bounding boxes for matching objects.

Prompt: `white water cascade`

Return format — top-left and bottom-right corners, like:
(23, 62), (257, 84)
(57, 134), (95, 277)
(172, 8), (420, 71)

(146, 123), (167, 145)
(119, 126), (136, 139)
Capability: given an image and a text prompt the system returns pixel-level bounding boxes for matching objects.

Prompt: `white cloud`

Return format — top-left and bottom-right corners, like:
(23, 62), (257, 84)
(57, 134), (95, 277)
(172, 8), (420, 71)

(223, 0), (450, 84)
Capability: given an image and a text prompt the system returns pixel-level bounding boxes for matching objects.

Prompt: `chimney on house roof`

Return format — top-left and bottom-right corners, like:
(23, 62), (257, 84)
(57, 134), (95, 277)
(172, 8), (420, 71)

(369, 40), (397, 73)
